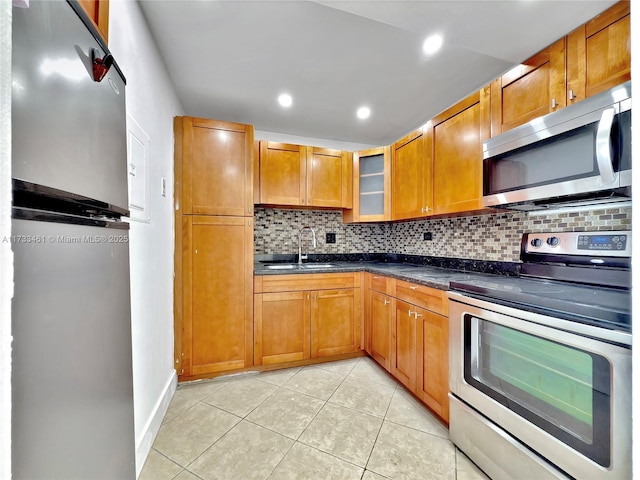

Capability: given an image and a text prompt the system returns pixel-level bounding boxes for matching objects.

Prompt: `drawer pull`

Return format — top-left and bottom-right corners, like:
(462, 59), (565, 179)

(409, 286), (418, 290)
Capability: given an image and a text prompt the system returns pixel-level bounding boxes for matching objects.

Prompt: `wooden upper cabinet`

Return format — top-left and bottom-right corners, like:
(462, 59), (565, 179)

(176, 117), (254, 217)
(78, 0), (109, 44)
(567, 1), (630, 105)
(430, 87), (491, 216)
(259, 142), (306, 206)
(391, 128), (432, 220)
(491, 37), (566, 135)
(307, 147), (352, 209)
(181, 215), (253, 377)
(257, 142), (351, 208)
(343, 146), (391, 223)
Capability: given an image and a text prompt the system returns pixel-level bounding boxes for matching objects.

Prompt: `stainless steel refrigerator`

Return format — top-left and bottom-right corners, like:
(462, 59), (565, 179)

(11, 1), (135, 478)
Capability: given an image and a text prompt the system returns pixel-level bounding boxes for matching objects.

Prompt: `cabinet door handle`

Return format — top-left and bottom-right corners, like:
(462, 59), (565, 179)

(421, 206), (430, 213)
(409, 286), (418, 290)
(414, 312), (423, 318)
(569, 89), (576, 101)
(383, 299), (390, 306)
(551, 98), (557, 109)
(314, 294), (317, 300)
(307, 294), (310, 300)
(408, 309), (414, 317)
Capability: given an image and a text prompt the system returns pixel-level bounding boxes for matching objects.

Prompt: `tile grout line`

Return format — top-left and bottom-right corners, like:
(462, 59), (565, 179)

(179, 377), (285, 474)
(180, 406), (243, 473)
(260, 365), (339, 480)
(362, 384), (398, 475)
(255, 363), (352, 479)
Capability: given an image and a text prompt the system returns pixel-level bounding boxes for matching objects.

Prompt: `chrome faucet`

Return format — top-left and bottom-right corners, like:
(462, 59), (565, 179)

(298, 226), (317, 265)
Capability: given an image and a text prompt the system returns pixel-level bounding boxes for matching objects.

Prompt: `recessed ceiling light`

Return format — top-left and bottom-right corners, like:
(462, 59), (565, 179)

(278, 93), (292, 108)
(356, 106), (371, 120)
(422, 34), (443, 55)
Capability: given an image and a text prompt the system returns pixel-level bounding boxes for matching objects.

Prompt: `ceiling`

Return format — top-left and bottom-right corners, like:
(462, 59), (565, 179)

(139, 0), (617, 147)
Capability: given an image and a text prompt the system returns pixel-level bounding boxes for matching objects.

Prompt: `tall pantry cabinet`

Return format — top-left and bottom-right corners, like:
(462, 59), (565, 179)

(174, 117), (254, 379)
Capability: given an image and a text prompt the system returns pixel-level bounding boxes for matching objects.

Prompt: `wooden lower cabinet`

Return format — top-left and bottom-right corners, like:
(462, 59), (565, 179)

(254, 291), (310, 365)
(368, 290), (393, 370)
(254, 273), (361, 366)
(416, 309), (450, 423)
(179, 215), (253, 378)
(312, 288), (360, 358)
(364, 274), (450, 423)
(391, 300), (417, 391)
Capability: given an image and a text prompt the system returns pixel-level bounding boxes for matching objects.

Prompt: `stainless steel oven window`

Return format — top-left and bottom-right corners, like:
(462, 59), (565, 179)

(464, 315), (612, 467)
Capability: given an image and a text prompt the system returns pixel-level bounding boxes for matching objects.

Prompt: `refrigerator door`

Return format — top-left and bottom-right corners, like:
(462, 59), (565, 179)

(11, 216), (135, 479)
(12, 0), (128, 211)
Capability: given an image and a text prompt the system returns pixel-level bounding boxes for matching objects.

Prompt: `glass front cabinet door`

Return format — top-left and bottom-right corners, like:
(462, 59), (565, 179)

(343, 146), (391, 223)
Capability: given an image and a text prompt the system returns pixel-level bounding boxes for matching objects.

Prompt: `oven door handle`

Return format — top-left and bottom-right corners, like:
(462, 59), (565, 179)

(446, 291), (632, 347)
(595, 107), (617, 187)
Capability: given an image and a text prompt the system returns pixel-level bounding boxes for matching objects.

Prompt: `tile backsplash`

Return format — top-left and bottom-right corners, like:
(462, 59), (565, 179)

(254, 206), (631, 263)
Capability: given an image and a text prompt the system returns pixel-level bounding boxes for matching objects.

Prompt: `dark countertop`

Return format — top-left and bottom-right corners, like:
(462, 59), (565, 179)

(254, 255), (515, 291)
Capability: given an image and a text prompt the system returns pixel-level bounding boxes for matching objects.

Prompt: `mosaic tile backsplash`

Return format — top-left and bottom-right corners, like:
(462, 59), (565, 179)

(254, 206), (631, 263)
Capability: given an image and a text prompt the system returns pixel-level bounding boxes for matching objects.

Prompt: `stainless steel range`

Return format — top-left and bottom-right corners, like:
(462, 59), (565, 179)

(448, 231), (631, 480)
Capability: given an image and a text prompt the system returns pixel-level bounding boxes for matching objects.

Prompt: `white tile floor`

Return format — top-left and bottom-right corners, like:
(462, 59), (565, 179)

(140, 357), (490, 480)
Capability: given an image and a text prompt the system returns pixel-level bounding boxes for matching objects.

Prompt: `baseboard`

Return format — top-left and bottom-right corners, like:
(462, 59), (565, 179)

(135, 370), (177, 478)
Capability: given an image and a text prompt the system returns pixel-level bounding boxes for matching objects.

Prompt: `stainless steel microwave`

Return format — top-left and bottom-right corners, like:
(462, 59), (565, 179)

(483, 81), (631, 211)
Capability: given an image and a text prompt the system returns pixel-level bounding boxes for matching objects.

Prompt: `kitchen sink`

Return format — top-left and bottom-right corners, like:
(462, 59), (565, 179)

(262, 263), (338, 270)
(263, 264), (298, 270)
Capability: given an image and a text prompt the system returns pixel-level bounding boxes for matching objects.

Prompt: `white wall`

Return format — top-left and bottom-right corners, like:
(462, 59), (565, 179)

(0, 1), (13, 477)
(108, 1), (183, 475)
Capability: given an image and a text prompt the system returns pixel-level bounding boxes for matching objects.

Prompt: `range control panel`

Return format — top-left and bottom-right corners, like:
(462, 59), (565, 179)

(523, 231), (632, 257)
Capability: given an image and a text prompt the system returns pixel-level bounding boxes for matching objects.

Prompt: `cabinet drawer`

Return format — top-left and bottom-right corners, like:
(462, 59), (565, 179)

(370, 274), (391, 293)
(395, 280), (448, 316)
(256, 272), (358, 293)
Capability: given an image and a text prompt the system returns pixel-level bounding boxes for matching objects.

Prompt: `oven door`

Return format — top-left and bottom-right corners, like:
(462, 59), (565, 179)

(448, 293), (631, 480)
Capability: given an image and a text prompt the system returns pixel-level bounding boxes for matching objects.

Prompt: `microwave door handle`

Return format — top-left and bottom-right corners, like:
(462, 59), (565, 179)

(595, 108), (616, 186)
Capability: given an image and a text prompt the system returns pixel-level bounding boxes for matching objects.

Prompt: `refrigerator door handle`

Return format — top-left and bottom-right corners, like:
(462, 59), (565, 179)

(91, 48), (114, 82)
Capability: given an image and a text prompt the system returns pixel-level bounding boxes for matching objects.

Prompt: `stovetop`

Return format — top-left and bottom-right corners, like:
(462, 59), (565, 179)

(450, 230), (632, 333)
(449, 275), (631, 333)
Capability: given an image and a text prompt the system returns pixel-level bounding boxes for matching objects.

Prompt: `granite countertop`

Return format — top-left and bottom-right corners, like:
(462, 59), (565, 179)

(254, 254), (520, 291)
